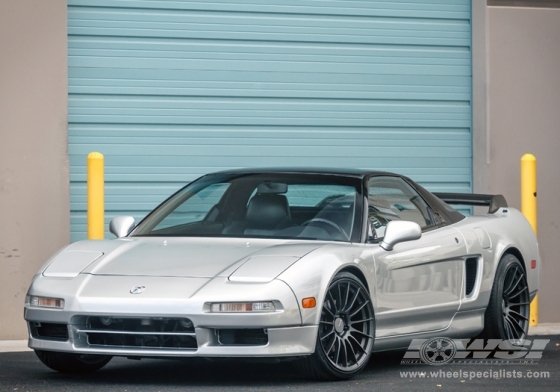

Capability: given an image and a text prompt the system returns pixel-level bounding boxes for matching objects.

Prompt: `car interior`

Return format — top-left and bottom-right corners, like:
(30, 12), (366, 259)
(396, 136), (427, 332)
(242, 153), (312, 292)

(144, 178), (357, 242)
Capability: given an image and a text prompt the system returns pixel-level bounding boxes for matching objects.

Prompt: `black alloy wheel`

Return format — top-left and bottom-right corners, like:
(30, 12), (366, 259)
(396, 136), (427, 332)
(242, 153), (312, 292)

(300, 272), (375, 380)
(481, 253), (530, 344)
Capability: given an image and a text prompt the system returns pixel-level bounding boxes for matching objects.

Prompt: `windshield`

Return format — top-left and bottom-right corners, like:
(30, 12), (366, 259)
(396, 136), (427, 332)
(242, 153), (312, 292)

(132, 173), (361, 242)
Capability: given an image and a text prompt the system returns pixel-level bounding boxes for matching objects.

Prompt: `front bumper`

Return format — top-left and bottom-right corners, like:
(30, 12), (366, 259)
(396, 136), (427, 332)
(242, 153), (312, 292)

(27, 324), (318, 357)
(25, 274), (317, 357)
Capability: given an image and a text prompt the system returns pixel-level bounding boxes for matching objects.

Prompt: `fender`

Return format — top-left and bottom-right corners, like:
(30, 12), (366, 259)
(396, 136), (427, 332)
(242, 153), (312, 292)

(276, 243), (375, 326)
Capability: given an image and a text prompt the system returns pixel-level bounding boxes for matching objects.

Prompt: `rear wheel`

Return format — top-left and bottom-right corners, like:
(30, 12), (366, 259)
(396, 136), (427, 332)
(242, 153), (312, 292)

(300, 272), (375, 380)
(480, 253), (530, 344)
(35, 350), (112, 373)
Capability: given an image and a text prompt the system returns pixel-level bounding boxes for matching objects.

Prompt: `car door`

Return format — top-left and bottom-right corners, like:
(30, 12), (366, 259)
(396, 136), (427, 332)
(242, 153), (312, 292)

(366, 176), (467, 338)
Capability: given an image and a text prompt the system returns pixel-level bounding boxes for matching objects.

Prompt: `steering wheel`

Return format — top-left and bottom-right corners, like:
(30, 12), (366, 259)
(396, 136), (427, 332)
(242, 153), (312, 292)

(302, 218), (349, 240)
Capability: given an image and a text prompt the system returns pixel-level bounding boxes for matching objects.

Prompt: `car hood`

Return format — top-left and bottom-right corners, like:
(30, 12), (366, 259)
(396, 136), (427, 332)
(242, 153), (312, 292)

(42, 237), (321, 280)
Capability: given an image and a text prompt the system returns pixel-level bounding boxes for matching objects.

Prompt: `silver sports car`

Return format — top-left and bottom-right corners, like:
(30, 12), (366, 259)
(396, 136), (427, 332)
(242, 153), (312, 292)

(24, 168), (539, 380)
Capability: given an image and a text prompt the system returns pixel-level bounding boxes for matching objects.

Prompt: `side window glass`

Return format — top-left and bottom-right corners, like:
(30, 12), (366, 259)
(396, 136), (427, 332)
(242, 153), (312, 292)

(367, 177), (434, 239)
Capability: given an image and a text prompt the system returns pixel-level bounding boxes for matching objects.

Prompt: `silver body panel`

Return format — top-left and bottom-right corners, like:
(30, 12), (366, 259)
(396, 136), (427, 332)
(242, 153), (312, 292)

(25, 185), (540, 358)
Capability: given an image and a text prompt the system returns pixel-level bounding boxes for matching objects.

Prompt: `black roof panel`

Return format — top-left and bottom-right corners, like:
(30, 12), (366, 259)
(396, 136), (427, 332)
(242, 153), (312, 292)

(209, 167), (395, 178)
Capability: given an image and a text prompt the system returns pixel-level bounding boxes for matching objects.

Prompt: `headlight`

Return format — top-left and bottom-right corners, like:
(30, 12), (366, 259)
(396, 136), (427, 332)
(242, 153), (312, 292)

(210, 302), (275, 313)
(26, 295), (65, 309)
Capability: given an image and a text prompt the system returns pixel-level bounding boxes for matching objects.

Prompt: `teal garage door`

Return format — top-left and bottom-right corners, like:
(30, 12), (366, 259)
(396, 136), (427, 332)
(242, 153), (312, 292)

(68, 0), (472, 241)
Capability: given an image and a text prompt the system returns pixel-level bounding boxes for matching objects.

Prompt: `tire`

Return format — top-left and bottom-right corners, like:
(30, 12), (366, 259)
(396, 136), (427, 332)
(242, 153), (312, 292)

(299, 272), (375, 381)
(35, 350), (112, 373)
(480, 253), (530, 344)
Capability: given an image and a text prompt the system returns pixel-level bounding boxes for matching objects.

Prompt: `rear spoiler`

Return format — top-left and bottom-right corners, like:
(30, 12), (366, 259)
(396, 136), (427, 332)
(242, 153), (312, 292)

(433, 193), (508, 214)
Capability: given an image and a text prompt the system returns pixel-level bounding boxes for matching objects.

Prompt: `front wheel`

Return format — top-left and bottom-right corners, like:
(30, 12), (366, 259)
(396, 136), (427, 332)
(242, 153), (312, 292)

(35, 350), (112, 373)
(299, 272), (375, 380)
(480, 253), (530, 344)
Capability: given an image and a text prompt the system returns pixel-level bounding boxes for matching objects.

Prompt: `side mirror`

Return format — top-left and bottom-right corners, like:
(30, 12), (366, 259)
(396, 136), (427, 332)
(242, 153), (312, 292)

(380, 221), (422, 251)
(109, 216), (135, 238)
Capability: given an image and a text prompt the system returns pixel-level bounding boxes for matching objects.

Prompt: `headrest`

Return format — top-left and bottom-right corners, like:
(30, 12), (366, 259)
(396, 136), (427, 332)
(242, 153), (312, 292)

(256, 182), (288, 194)
(245, 194), (290, 230)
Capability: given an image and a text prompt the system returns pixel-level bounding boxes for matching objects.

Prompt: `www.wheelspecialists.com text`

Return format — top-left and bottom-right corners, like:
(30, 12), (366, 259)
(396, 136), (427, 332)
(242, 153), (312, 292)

(400, 369), (550, 380)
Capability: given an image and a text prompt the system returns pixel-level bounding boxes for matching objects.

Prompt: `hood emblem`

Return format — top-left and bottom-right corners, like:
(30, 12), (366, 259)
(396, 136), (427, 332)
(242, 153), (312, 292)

(130, 286), (146, 294)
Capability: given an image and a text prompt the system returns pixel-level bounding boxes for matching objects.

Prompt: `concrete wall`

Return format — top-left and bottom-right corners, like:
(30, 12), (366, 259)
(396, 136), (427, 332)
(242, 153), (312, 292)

(0, 0), (69, 339)
(485, 4), (560, 321)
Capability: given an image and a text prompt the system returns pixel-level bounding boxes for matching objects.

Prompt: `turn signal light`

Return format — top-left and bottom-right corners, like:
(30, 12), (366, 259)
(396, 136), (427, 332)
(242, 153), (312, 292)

(26, 296), (65, 309)
(302, 297), (316, 309)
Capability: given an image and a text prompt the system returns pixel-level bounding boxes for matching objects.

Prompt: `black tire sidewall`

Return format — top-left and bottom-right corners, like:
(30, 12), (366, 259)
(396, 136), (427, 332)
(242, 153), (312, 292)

(35, 350), (112, 373)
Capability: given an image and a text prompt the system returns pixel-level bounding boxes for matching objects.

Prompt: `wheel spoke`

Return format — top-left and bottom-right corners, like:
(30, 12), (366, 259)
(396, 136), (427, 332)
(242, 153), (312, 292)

(338, 284), (343, 312)
(349, 299), (370, 318)
(507, 284), (528, 300)
(424, 348), (437, 361)
(504, 315), (522, 340)
(321, 330), (335, 341)
(350, 317), (374, 325)
(343, 282), (351, 311)
(342, 337), (349, 368)
(504, 317), (515, 340)
(442, 353), (452, 360)
(508, 301), (530, 306)
(344, 287), (361, 313)
(320, 320), (334, 325)
(348, 334), (367, 355)
(506, 314), (526, 336)
(509, 309), (529, 321)
(349, 328), (373, 340)
(325, 334), (337, 354)
(334, 338), (342, 365)
(504, 269), (522, 295)
(327, 290), (338, 313)
(346, 338), (358, 366)
(322, 302), (335, 317)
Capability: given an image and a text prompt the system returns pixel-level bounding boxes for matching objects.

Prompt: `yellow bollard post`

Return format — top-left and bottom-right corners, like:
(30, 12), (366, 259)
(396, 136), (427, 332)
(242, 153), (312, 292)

(521, 153), (538, 326)
(87, 152), (104, 240)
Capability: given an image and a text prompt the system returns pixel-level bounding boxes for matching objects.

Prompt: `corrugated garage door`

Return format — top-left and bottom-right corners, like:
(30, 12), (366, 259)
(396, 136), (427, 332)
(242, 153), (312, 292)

(68, 0), (472, 241)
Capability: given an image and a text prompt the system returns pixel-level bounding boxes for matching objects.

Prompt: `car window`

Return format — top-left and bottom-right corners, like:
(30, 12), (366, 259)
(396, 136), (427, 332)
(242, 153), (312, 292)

(133, 173), (361, 242)
(242, 183), (356, 241)
(284, 184), (355, 207)
(152, 183), (230, 231)
(367, 176), (434, 239)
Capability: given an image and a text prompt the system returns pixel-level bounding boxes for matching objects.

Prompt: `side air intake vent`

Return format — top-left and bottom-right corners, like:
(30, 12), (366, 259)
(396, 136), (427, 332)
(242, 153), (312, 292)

(31, 322), (69, 341)
(465, 258), (478, 296)
(217, 329), (268, 346)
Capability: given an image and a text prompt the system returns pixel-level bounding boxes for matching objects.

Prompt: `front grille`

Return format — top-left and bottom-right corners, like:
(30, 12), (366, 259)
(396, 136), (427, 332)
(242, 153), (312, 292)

(86, 331), (197, 349)
(465, 258), (478, 296)
(78, 316), (197, 350)
(31, 322), (69, 341)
